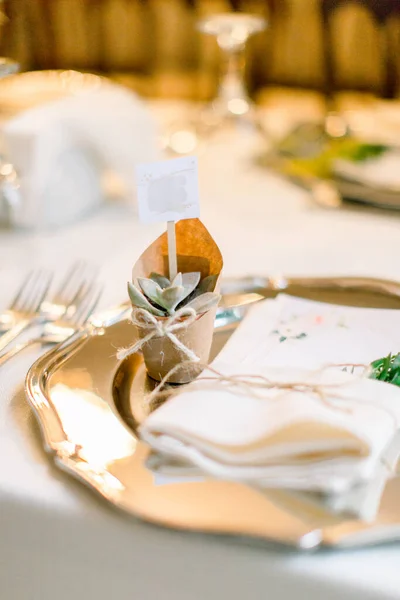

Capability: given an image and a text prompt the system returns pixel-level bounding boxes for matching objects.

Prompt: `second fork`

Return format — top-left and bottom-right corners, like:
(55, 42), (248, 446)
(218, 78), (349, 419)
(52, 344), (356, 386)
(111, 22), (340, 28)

(0, 282), (103, 367)
(0, 261), (98, 353)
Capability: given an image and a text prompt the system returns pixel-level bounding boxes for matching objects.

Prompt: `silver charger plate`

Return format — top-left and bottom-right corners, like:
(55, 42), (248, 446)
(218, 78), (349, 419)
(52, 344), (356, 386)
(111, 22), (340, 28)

(25, 276), (400, 550)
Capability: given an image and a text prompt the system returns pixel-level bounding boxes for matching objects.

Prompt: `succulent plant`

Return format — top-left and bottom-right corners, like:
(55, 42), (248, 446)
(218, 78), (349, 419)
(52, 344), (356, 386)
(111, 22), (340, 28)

(127, 271), (220, 317)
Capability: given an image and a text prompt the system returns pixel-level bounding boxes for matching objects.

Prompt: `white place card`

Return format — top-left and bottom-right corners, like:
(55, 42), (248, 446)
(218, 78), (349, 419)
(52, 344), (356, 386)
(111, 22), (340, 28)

(135, 156), (200, 224)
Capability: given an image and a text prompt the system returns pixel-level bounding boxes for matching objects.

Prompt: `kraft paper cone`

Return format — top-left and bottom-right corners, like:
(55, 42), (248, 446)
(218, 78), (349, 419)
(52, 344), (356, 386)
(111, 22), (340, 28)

(132, 219), (223, 383)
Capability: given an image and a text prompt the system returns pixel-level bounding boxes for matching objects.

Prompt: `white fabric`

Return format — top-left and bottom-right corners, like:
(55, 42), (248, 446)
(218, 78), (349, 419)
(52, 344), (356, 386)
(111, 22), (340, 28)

(2, 84), (159, 228)
(141, 296), (400, 521)
(3, 101), (400, 599)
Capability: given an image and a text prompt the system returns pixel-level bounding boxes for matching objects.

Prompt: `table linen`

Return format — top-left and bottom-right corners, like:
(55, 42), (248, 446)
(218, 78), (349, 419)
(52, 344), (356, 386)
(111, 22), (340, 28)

(2, 101), (400, 599)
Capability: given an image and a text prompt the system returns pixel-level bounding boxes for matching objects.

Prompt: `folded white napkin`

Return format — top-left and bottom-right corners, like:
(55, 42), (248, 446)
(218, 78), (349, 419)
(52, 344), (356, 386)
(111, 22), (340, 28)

(141, 295), (400, 524)
(2, 82), (159, 228)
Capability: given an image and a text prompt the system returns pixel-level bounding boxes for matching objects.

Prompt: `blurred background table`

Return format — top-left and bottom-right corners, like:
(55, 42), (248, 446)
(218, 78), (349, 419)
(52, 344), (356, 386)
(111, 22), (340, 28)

(2, 0), (400, 102)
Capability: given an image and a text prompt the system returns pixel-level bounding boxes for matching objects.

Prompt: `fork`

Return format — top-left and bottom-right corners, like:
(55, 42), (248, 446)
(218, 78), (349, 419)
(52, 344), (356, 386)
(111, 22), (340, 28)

(39, 261), (98, 321)
(0, 282), (103, 367)
(0, 269), (53, 353)
(0, 261), (98, 353)
(0, 261), (97, 331)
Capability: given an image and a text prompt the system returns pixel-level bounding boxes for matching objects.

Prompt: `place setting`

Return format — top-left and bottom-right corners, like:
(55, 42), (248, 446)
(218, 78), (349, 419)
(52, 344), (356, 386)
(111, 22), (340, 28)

(0, 154), (393, 552)
(259, 119), (400, 212)
(4, 3), (400, 598)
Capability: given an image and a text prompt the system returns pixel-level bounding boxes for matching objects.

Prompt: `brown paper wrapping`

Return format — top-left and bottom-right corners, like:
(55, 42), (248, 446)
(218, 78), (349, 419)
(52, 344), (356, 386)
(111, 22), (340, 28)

(132, 219), (223, 383)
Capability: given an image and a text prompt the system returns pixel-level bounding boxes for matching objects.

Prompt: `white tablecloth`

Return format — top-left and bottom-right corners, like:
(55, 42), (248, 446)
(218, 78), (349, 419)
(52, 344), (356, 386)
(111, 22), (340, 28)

(2, 103), (400, 600)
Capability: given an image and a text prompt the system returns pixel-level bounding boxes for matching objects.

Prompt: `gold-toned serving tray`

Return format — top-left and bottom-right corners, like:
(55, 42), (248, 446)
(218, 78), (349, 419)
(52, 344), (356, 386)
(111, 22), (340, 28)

(25, 276), (400, 551)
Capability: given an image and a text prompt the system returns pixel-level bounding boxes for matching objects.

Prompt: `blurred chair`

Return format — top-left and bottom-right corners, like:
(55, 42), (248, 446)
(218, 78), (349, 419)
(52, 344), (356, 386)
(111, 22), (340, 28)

(0, 0), (399, 101)
(321, 0), (400, 100)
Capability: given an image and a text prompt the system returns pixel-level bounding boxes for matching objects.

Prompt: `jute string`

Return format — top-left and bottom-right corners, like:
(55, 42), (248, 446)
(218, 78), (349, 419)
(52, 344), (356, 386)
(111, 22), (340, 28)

(117, 307), (200, 362)
(146, 361), (378, 415)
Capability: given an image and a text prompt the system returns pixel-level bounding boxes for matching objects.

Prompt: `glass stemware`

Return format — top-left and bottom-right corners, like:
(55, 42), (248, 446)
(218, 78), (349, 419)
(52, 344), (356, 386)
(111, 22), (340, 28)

(198, 13), (266, 122)
(165, 13), (267, 155)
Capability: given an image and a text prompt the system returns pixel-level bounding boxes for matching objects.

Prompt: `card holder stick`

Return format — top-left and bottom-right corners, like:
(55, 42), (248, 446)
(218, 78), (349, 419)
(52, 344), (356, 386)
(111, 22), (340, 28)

(167, 221), (177, 280)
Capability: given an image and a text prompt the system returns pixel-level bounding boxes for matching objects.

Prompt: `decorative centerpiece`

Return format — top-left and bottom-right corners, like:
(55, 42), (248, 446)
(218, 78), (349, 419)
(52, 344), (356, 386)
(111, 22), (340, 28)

(118, 157), (223, 383)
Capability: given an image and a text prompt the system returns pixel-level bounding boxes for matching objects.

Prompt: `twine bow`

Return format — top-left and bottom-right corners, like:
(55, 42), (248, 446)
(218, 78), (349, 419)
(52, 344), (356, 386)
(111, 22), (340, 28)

(117, 306), (200, 362)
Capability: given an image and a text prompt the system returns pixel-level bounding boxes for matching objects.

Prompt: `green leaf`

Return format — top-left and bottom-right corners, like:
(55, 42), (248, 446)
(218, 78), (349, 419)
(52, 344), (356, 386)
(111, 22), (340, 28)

(133, 271), (219, 315)
(182, 272), (201, 295)
(149, 272), (170, 289)
(127, 282), (165, 317)
(179, 274), (218, 308)
(171, 273), (183, 287)
(339, 142), (387, 163)
(174, 272), (202, 305)
(160, 285), (186, 314)
(280, 138), (388, 181)
(369, 352), (400, 387)
(391, 372), (400, 387)
(185, 292), (220, 314)
(138, 277), (163, 302)
(380, 353), (392, 380)
(391, 353), (400, 370)
(370, 357), (385, 370)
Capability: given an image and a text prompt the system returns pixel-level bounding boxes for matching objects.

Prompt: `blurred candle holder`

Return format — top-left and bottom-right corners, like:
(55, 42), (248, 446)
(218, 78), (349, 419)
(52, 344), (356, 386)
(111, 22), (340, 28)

(0, 0), (20, 227)
(0, 57), (18, 79)
(0, 59), (20, 228)
(164, 13), (267, 155)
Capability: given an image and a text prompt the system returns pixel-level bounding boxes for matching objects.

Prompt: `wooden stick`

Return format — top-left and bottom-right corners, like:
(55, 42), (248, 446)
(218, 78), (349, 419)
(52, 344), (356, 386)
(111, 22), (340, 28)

(167, 221), (177, 280)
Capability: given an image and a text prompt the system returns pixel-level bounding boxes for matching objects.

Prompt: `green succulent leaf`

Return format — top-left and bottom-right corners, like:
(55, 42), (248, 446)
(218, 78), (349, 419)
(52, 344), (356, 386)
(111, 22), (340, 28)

(159, 285), (186, 314)
(149, 272), (170, 289)
(127, 282), (165, 317)
(138, 277), (162, 301)
(182, 272), (201, 293)
(179, 274), (218, 308)
(128, 271), (220, 318)
(171, 273), (183, 287)
(185, 292), (220, 314)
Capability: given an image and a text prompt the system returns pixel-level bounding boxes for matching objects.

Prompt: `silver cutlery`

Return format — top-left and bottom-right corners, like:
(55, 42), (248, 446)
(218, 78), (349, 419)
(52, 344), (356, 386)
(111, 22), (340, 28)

(0, 282), (103, 366)
(0, 269), (53, 353)
(39, 261), (98, 321)
(0, 261), (98, 353)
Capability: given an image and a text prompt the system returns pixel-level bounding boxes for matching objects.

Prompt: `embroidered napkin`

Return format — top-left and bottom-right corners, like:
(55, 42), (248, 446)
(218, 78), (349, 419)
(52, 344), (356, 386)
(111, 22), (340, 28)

(141, 295), (400, 523)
